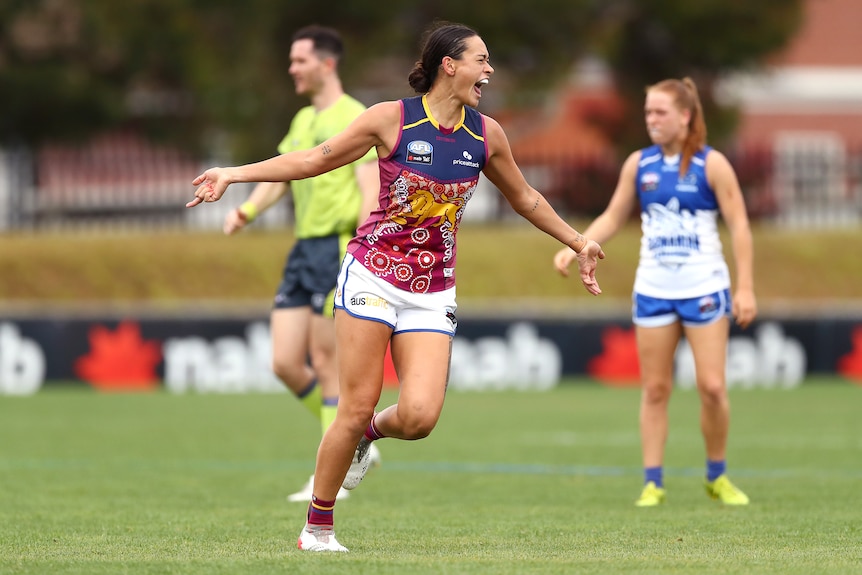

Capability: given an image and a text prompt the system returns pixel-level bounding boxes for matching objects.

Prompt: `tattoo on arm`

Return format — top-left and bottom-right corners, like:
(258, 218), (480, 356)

(570, 233), (586, 253)
(529, 195), (540, 213)
(322, 145), (331, 155)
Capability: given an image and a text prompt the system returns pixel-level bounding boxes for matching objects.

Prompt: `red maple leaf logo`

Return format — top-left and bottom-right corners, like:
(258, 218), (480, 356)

(74, 321), (162, 391)
(588, 326), (641, 387)
(837, 326), (862, 385)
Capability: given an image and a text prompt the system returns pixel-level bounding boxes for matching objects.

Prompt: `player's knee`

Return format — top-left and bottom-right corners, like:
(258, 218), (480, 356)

(308, 351), (336, 379)
(336, 400), (376, 430)
(402, 421), (435, 440)
(272, 358), (305, 387)
(641, 381), (672, 405)
(697, 378), (726, 406)
(398, 407), (439, 439)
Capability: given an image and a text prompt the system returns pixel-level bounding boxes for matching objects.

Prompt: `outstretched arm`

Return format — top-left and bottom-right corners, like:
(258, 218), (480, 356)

(553, 151), (639, 277)
(482, 117), (605, 295)
(187, 102), (398, 208)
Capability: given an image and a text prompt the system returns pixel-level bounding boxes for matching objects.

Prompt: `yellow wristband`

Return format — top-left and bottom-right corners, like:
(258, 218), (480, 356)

(238, 202), (258, 223)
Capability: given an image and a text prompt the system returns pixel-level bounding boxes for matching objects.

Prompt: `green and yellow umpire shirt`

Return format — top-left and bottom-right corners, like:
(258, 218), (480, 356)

(277, 94), (377, 239)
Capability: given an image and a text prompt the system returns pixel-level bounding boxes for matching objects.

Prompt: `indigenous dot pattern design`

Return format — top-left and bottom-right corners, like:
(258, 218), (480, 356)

(349, 95), (487, 293)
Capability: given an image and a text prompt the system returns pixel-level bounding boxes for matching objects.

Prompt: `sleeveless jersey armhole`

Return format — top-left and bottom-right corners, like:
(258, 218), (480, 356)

(379, 100), (406, 163)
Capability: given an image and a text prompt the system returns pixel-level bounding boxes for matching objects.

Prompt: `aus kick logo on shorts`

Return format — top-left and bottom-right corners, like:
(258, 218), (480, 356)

(406, 140), (433, 165)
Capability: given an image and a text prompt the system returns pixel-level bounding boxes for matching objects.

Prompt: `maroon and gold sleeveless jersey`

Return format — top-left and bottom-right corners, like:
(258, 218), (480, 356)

(348, 95), (488, 293)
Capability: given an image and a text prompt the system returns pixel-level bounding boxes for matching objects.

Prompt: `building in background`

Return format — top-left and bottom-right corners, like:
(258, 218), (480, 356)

(498, 0), (862, 228)
(715, 0), (862, 227)
(2, 0), (859, 232)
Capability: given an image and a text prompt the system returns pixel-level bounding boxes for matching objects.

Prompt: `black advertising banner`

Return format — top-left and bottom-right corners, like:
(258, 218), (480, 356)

(1, 314), (860, 394)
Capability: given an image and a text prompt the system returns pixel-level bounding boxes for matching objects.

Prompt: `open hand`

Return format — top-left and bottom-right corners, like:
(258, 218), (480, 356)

(553, 247), (577, 277)
(732, 288), (757, 329)
(575, 240), (605, 296)
(223, 208), (248, 235)
(187, 167), (232, 208)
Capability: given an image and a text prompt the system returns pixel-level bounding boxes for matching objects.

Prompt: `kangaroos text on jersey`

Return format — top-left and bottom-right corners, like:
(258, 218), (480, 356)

(633, 145), (730, 299)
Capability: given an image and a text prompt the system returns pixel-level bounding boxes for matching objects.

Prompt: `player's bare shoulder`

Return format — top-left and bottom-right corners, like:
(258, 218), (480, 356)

(481, 114), (511, 157)
(704, 147), (736, 183)
(362, 101), (403, 124)
(619, 149), (642, 177)
(481, 114), (505, 139)
(354, 101), (404, 152)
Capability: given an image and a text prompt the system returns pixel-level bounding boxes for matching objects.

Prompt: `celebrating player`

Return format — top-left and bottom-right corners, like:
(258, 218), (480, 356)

(189, 21), (604, 552)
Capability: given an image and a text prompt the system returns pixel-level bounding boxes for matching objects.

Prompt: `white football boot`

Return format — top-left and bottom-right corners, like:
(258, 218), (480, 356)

(297, 526), (349, 552)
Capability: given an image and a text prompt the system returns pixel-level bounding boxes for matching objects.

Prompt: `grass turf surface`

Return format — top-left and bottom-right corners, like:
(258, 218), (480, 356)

(1, 381), (860, 574)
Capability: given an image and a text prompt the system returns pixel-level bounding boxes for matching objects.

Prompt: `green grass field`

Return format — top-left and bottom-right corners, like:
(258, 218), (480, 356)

(2, 381), (860, 574)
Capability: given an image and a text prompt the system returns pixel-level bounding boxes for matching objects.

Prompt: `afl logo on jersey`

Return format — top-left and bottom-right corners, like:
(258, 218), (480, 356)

(640, 172), (660, 192)
(406, 140), (433, 165)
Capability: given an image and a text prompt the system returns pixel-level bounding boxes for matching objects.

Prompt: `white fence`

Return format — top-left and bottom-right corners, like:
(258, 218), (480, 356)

(2, 133), (861, 231)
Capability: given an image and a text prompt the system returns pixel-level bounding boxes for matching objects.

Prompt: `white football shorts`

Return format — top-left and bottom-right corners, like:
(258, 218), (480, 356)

(334, 254), (457, 336)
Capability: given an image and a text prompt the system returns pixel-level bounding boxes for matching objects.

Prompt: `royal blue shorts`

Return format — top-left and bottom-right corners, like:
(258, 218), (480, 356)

(632, 289), (731, 328)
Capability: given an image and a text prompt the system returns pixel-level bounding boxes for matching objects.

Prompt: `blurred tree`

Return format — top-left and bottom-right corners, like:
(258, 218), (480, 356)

(591, 0), (804, 151)
(0, 0), (803, 160)
(0, 0), (206, 148)
(166, 0), (600, 161)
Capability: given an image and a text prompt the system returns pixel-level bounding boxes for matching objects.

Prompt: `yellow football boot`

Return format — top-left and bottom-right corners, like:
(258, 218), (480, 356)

(705, 474), (750, 505)
(635, 481), (666, 507)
